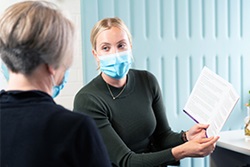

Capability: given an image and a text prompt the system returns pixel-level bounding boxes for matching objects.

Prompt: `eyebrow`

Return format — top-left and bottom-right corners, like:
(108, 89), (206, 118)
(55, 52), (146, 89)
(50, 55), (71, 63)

(99, 39), (127, 47)
(116, 39), (127, 44)
(99, 42), (110, 47)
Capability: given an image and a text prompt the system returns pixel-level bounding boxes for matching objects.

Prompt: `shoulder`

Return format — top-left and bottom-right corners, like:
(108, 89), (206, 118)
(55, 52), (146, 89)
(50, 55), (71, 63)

(74, 74), (108, 110)
(129, 69), (158, 83)
(46, 107), (112, 166)
(130, 68), (155, 77)
(47, 106), (102, 142)
(129, 69), (161, 97)
(75, 75), (101, 98)
(49, 104), (95, 128)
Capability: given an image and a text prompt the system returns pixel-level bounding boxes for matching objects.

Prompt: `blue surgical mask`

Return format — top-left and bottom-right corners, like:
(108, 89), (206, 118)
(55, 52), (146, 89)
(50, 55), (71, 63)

(52, 70), (69, 98)
(98, 50), (132, 79)
(1, 62), (9, 81)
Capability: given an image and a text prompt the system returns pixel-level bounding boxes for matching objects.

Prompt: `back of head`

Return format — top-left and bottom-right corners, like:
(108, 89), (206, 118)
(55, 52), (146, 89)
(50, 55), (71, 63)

(90, 17), (132, 51)
(0, 1), (75, 75)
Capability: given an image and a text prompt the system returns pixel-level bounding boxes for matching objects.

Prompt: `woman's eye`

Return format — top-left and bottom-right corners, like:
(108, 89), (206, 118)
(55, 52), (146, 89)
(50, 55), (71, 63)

(118, 43), (126, 49)
(102, 46), (109, 51)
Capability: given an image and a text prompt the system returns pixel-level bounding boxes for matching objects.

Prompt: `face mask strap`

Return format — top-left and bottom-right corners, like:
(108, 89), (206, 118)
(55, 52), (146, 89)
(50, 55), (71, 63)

(1, 62), (10, 81)
(50, 74), (56, 87)
(51, 69), (69, 98)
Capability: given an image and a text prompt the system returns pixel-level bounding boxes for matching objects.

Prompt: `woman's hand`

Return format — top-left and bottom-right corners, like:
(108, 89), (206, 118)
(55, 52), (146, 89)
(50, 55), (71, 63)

(172, 136), (220, 161)
(186, 124), (209, 140)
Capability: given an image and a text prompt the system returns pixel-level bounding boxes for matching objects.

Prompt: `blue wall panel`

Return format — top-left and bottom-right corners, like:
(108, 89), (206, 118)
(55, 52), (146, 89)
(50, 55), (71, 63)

(80, 0), (250, 166)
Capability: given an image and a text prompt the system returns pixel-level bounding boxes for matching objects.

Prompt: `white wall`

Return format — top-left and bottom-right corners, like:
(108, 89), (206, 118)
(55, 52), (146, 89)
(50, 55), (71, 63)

(0, 0), (83, 110)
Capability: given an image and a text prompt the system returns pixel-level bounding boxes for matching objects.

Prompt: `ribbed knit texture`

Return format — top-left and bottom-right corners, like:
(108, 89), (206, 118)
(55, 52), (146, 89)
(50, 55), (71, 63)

(74, 69), (184, 167)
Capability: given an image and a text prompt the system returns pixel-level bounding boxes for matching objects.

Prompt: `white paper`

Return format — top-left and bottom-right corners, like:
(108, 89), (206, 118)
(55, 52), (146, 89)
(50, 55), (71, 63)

(183, 66), (240, 137)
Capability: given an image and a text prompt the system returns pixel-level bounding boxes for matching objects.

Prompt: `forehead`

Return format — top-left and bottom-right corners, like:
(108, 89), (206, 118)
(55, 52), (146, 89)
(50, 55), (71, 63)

(96, 27), (129, 44)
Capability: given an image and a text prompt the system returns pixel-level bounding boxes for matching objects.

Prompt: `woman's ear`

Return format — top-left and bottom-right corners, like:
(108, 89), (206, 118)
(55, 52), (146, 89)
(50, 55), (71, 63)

(92, 49), (99, 61)
(47, 64), (56, 76)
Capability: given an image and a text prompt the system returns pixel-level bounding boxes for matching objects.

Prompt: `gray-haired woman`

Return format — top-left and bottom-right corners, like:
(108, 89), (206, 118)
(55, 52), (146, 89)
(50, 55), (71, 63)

(0, 1), (111, 167)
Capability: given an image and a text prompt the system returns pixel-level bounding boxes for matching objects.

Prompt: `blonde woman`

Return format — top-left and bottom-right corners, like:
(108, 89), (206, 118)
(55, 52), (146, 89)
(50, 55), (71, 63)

(74, 17), (219, 167)
(74, 18), (218, 167)
(0, 1), (111, 167)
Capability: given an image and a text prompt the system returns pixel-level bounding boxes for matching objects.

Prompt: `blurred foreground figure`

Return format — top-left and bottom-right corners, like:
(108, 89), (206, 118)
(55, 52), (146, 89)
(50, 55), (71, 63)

(0, 1), (111, 167)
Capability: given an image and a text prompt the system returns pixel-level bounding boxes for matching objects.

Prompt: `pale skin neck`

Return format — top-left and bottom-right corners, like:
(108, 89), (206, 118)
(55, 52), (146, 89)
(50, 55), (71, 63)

(6, 65), (53, 96)
(101, 72), (127, 88)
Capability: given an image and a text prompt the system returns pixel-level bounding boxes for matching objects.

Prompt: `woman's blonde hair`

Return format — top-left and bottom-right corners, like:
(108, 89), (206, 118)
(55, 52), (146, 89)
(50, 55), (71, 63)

(0, 1), (75, 74)
(90, 17), (132, 51)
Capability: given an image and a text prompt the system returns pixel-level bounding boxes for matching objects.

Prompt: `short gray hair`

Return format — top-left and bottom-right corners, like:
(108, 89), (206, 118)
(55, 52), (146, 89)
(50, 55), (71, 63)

(0, 1), (75, 75)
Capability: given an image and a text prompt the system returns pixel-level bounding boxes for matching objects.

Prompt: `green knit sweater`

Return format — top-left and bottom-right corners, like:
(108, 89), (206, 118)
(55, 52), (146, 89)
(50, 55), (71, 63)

(74, 69), (185, 167)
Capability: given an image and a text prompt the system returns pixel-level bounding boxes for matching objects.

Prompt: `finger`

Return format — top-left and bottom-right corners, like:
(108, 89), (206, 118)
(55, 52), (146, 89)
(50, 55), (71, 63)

(199, 136), (218, 143)
(200, 130), (207, 138)
(197, 123), (209, 129)
(199, 136), (214, 143)
(201, 136), (220, 146)
(212, 136), (220, 144)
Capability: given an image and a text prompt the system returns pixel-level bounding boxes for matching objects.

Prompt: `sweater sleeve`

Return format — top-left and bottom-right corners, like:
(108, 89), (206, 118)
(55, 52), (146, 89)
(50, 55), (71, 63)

(74, 91), (179, 167)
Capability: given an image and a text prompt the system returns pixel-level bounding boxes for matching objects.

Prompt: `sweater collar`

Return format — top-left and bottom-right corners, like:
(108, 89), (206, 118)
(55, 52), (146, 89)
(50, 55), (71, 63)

(0, 90), (55, 104)
(96, 69), (135, 99)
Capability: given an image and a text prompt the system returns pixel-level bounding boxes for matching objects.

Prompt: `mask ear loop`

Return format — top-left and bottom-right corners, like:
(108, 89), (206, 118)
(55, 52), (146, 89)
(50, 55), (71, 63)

(50, 74), (58, 98)
(1, 62), (9, 81)
(50, 70), (69, 98)
(51, 74), (56, 87)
